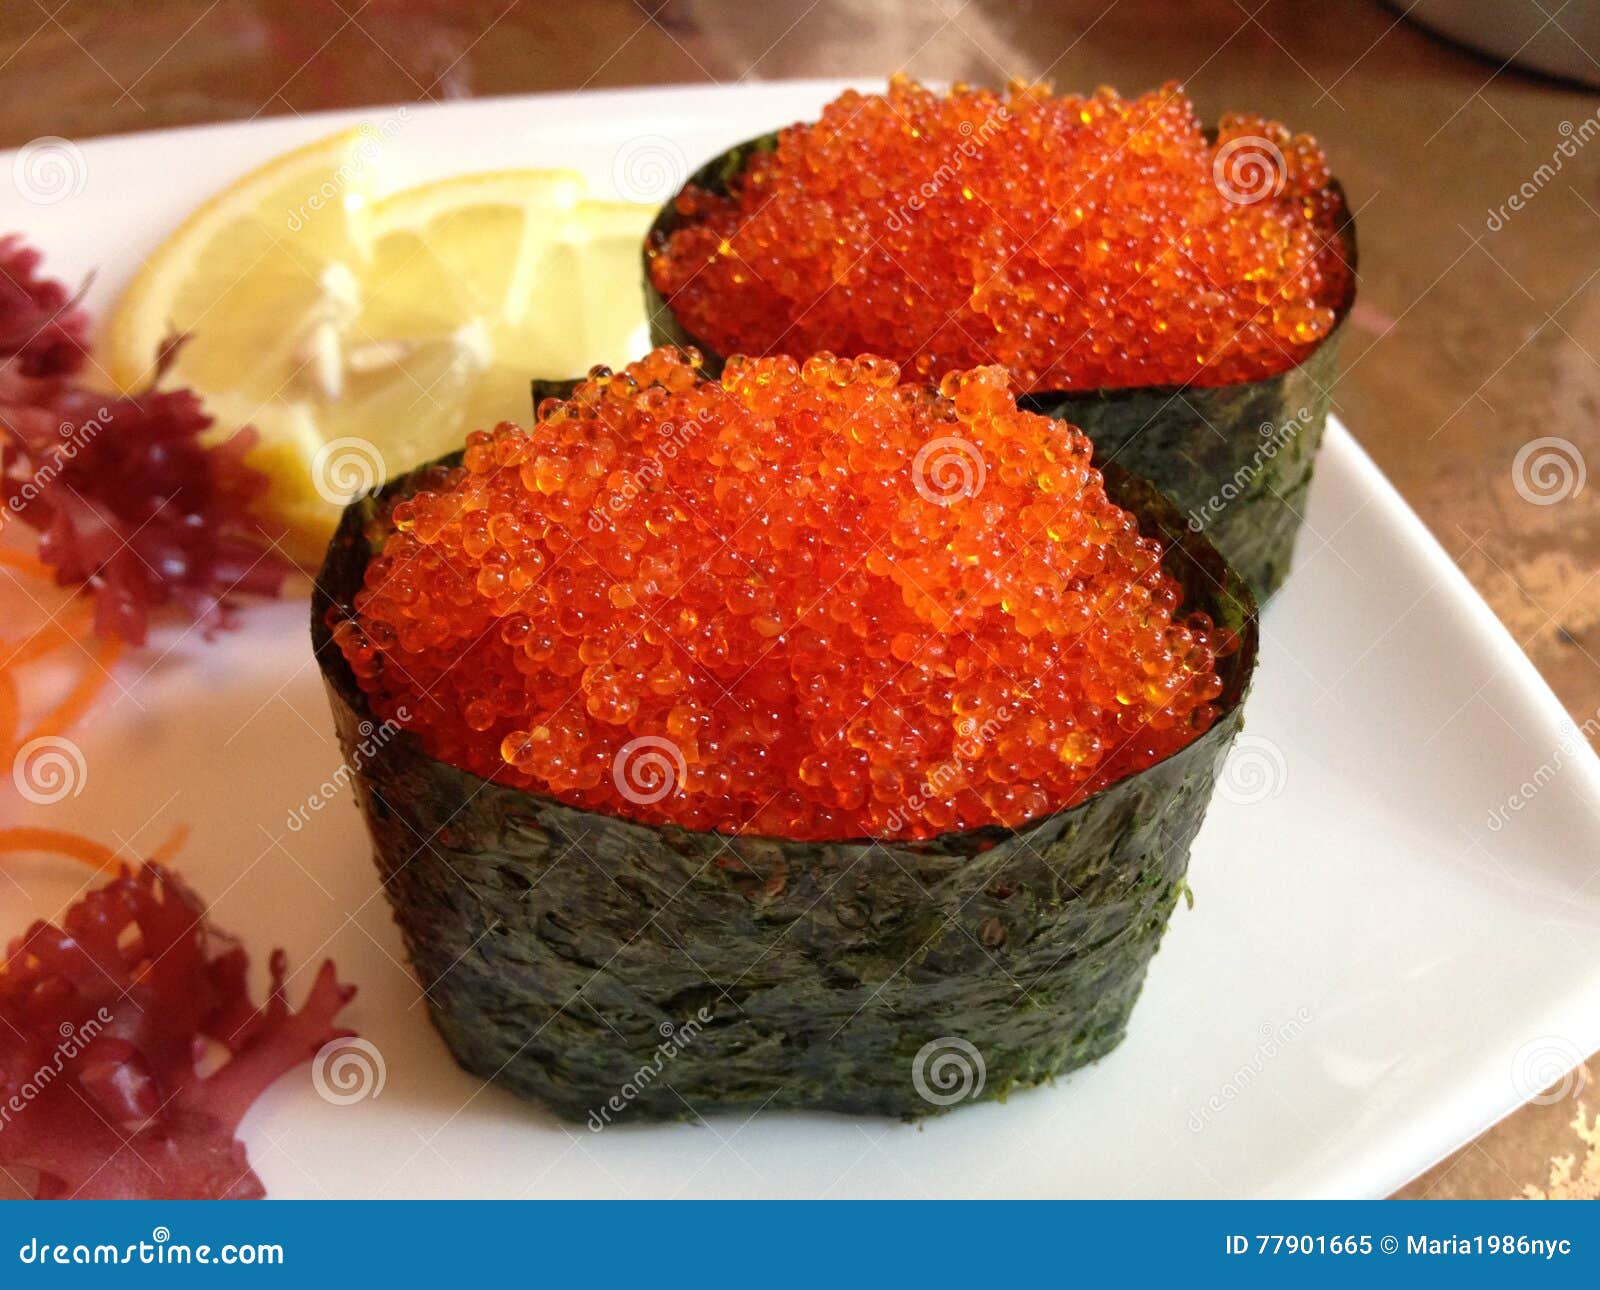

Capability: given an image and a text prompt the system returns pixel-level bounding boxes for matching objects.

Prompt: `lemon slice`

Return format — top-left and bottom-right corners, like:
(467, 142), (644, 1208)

(342, 171), (631, 472)
(106, 127), (378, 395)
(105, 133), (654, 566)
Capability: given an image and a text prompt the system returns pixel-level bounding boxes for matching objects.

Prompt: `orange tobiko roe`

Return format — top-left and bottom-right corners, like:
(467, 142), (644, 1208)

(335, 347), (1227, 842)
(650, 77), (1352, 391)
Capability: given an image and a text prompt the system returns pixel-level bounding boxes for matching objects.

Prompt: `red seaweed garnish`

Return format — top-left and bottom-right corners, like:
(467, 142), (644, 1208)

(0, 235), (292, 644)
(0, 234), (90, 379)
(0, 862), (355, 1199)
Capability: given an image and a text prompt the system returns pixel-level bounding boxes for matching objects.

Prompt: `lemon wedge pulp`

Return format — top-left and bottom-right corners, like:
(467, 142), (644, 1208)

(106, 128), (654, 565)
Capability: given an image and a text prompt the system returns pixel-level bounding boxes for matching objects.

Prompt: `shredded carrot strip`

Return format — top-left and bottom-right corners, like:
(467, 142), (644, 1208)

(0, 823), (190, 877)
(0, 549), (52, 580)
(0, 561), (121, 805)
(0, 827), (121, 873)
(0, 566), (144, 888)
(0, 670), (16, 759)
(2, 609), (94, 668)
(149, 823), (190, 863)
(20, 634), (122, 746)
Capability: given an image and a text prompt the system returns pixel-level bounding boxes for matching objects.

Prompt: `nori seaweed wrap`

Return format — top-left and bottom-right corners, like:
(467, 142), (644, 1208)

(643, 132), (1357, 602)
(312, 450), (1258, 1125)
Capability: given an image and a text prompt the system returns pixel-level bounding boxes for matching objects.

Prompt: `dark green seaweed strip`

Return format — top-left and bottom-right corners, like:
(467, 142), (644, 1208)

(312, 458), (1257, 1124)
(530, 377), (583, 413)
(639, 131), (776, 359)
(641, 133), (1358, 602)
(1017, 196), (1354, 602)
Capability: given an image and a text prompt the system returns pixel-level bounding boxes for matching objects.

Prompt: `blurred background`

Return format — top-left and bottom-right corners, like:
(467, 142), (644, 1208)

(2, 0), (1596, 1198)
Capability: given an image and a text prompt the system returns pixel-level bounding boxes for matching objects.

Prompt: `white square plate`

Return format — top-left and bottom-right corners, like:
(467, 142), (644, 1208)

(5, 82), (1599, 1199)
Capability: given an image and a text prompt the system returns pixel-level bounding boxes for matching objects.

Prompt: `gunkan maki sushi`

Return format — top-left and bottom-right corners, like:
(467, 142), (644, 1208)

(313, 346), (1258, 1122)
(645, 77), (1358, 598)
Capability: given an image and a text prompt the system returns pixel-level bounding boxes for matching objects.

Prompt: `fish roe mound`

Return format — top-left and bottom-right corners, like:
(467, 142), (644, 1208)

(650, 77), (1352, 391)
(334, 346), (1228, 842)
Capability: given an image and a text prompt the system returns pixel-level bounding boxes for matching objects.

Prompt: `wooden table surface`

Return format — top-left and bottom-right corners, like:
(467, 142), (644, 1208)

(2, 0), (1596, 1198)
